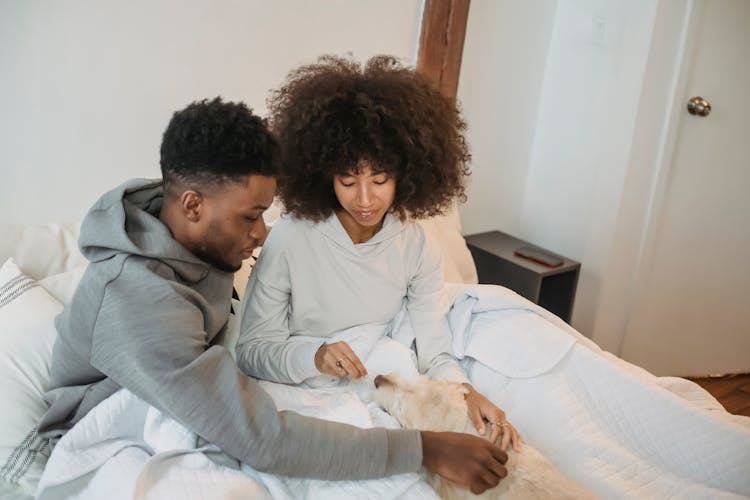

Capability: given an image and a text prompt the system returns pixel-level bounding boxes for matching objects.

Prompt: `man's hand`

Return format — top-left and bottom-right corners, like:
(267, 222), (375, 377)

(314, 341), (368, 379)
(421, 431), (508, 494)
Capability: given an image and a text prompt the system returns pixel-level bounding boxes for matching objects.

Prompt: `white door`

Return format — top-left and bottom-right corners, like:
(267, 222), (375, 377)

(620, 0), (750, 376)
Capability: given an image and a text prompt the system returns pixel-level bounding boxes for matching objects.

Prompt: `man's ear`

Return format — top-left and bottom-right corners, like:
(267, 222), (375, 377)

(180, 190), (203, 222)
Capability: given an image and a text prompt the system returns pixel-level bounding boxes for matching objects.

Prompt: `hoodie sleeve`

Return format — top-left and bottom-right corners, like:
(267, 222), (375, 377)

(407, 228), (470, 385)
(89, 257), (422, 479)
(235, 226), (324, 384)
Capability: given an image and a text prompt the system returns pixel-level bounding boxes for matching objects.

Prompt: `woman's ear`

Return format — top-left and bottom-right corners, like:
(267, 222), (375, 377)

(180, 190), (203, 222)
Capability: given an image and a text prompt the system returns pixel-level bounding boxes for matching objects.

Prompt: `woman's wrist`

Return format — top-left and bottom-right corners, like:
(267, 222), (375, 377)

(314, 342), (328, 372)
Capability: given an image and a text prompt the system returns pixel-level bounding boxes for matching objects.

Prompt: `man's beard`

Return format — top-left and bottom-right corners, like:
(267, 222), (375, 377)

(194, 238), (241, 273)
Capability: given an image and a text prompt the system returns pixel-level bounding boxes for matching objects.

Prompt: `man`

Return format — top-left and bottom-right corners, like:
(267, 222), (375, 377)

(38, 98), (507, 494)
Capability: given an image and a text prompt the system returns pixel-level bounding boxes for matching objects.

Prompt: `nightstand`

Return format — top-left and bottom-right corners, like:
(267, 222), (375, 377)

(465, 231), (580, 323)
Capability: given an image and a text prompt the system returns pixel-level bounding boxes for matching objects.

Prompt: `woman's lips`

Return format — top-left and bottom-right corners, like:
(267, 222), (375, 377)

(355, 210), (377, 221)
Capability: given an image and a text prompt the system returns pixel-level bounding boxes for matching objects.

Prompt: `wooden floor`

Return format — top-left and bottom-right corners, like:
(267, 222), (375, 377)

(689, 373), (750, 417)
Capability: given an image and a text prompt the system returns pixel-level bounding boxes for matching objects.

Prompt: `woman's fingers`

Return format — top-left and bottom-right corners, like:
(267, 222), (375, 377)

(335, 355), (363, 378)
(500, 425), (512, 451)
(513, 429), (524, 452)
(496, 423), (522, 452)
(339, 344), (368, 378)
(469, 407), (486, 436)
(317, 341), (367, 379)
(488, 420), (501, 444)
(462, 386), (523, 451)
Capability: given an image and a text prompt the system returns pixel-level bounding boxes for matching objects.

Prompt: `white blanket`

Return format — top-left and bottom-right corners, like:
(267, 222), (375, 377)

(37, 284), (750, 499)
(449, 285), (750, 499)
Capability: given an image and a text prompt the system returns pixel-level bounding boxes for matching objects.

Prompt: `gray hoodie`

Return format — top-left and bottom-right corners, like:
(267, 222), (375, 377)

(38, 178), (422, 479)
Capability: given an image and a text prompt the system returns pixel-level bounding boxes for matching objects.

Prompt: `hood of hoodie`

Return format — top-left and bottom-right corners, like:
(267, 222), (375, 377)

(314, 211), (408, 257)
(78, 178), (213, 283)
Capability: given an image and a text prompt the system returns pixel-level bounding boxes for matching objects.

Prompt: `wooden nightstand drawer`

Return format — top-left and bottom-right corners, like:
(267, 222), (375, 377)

(465, 231), (580, 323)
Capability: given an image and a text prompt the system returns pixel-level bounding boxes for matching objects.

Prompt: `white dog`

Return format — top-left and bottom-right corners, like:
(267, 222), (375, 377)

(373, 373), (597, 500)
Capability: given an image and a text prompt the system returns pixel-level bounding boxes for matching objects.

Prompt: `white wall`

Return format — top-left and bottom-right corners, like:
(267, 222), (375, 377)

(3, 0), (699, 358)
(458, 0), (693, 350)
(458, 0), (558, 236)
(0, 0), (422, 225)
(522, 0), (658, 340)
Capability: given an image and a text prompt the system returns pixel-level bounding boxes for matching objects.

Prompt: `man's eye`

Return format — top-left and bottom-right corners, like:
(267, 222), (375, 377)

(373, 179), (388, 185)
(245, 215), (259, 222)
(339, 180), (355, 187)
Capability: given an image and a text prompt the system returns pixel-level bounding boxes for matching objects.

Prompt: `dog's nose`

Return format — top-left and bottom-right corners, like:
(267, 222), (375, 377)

(374, 375), (385, 388)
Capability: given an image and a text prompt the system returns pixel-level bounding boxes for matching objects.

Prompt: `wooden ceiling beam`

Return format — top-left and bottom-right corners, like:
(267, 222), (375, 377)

(416, 0), (471, 100)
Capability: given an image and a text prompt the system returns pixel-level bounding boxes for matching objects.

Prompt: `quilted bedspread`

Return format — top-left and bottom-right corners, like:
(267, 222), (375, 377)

(36, 285), (750, 499)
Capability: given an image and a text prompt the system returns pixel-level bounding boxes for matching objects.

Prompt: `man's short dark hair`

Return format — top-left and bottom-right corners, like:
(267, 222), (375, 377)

(160, 97), (279, 189)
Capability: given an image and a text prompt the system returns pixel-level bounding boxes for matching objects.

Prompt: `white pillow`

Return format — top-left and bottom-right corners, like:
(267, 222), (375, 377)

(0, 258), (60, 494)
(418, 206), (478, 284)
(38, 266), (87, 306)
(0, 223), (85, 280)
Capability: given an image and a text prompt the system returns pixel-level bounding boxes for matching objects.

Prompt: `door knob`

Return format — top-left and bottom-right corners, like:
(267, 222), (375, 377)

(687, 96), (711, 117)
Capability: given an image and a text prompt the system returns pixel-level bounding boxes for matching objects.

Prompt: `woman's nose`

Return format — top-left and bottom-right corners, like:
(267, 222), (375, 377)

(356, 184), (372, 206)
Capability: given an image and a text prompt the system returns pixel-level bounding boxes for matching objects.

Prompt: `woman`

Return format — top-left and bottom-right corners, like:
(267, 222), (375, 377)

(237, 55), (521, 451)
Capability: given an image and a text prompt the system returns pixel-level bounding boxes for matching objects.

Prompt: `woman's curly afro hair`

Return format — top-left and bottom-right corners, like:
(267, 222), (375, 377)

(268, 55), (471, 221)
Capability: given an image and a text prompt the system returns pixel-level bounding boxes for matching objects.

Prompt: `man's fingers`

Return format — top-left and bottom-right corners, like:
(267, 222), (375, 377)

(421, 431), (513, 496)
(469, 478), (490, 495)
(469, 482), (485, 495)
(489, 444), (508, 464)
(486, 453), (508, 480)
(470, 468), (501, 495)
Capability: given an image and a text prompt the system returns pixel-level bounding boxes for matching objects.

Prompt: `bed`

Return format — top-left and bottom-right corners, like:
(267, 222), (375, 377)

(1, 206), (748, 499)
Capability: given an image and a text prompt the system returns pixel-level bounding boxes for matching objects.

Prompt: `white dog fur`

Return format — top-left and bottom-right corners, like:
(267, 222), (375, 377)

(373, 373), (597, 500)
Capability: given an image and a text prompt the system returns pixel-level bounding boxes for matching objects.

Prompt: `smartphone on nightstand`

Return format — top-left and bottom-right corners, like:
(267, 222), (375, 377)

(513, 246), (564, 268)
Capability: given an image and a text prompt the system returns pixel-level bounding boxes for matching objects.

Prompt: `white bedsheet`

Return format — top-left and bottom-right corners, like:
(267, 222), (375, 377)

(36, 284), (750, 499)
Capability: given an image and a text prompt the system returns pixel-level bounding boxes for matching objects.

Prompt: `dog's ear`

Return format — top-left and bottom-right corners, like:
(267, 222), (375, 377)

(373, 374), (393, 388)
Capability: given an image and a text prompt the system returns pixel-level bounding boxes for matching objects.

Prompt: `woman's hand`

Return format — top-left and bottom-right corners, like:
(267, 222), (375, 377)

(463, 383), (523, 452)
(314, 341), (368, 379)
